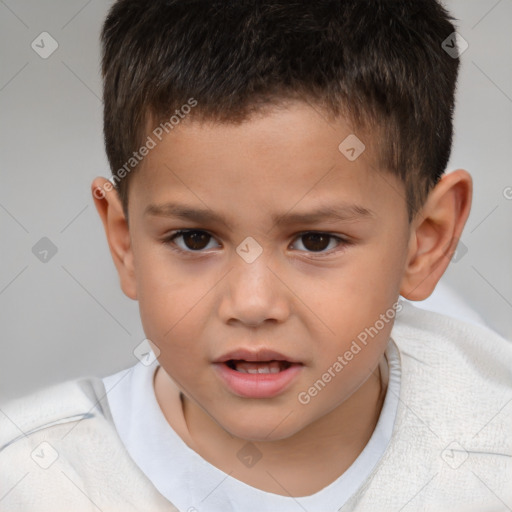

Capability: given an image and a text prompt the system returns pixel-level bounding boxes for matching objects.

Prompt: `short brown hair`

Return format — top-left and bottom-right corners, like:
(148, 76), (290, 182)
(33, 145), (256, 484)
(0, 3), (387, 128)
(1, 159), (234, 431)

(101, 0), (460, 221)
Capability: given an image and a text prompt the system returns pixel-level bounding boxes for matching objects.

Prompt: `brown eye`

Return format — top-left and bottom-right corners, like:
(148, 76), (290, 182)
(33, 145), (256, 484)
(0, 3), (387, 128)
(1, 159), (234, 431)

(300, 233), (331, 252)
(181, 231), (211, 250)
(290, 232), (346, 256)
(165, 230), (218, 252)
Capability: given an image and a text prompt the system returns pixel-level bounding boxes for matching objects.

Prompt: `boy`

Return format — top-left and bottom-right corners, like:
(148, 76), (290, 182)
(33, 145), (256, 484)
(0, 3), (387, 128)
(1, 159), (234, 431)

(1, 0), (511, 510)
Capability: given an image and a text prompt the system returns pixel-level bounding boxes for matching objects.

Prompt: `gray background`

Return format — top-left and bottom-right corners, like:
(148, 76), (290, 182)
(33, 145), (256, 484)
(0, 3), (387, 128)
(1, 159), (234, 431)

(1, 0), (511, 402)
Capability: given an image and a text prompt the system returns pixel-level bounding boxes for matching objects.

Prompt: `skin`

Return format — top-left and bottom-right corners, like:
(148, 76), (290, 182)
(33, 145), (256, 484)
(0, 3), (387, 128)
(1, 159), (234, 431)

(92, 100), (472, 496)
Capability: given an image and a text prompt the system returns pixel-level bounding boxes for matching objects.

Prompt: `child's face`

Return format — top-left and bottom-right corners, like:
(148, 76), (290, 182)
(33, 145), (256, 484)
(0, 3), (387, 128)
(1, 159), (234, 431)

(124, 101), (411, 440)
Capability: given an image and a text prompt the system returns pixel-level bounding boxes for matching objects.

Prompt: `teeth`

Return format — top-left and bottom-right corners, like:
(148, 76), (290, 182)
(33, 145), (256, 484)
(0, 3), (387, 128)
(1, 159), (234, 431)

(233, 360), (283, 374)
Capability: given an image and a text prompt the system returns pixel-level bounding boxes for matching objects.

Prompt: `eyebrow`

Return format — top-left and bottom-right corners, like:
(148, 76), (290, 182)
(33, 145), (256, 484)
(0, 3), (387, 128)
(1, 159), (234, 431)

(144, 201), (374, 229)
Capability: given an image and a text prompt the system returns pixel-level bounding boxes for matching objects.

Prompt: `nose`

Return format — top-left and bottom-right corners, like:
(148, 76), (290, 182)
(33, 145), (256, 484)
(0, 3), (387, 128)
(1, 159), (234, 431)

(218, 251), (290, 327)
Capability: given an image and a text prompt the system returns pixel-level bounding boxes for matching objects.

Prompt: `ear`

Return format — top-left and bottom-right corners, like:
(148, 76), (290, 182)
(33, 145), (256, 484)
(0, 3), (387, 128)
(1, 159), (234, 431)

(91, 177), (137, 300)
(400, 169), (472, 301)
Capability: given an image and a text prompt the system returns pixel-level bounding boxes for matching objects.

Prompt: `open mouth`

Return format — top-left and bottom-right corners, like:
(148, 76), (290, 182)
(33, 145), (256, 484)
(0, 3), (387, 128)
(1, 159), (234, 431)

(225, 359), (293, 374)
(214, 357), (303, 397)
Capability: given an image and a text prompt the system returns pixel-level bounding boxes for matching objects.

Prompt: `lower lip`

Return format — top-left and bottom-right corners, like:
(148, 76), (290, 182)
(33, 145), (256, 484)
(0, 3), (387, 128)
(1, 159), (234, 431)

(213, 362), (303, 398)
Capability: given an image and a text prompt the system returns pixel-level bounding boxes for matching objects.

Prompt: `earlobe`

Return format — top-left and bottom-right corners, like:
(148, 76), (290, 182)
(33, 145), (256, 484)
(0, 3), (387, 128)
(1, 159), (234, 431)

(399, 169), (472, 301)
(91, 177), (137, 300)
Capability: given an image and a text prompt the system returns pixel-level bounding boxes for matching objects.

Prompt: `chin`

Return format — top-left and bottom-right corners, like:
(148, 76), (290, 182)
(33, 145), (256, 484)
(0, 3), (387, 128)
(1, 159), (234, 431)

(215, 411), (304, 443)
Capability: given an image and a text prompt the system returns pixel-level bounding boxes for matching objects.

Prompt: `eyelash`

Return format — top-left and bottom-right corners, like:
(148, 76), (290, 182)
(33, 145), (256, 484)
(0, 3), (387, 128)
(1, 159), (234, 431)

(161, 229), (351, 258)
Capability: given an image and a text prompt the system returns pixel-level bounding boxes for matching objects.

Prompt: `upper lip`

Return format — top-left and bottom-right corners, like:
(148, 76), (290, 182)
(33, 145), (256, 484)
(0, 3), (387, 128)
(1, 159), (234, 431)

(213, 348), (302, 364)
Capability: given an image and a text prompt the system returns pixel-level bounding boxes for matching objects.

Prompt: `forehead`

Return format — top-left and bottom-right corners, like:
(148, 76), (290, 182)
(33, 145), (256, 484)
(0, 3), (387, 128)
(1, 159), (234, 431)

(129, 101), (405, 223)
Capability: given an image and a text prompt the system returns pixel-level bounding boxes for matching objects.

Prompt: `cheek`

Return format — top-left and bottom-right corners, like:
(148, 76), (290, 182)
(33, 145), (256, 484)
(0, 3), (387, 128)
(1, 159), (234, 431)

(134, 260), (193, 353)
(133, 242), (187, 318)
(133, 248), (215, 365)
(305, 243), (403, 376)
(313, 251), (401, 332)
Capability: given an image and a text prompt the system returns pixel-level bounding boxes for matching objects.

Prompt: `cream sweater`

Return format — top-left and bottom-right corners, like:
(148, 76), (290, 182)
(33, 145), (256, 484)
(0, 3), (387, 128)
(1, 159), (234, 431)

(1, 302), (511, 512)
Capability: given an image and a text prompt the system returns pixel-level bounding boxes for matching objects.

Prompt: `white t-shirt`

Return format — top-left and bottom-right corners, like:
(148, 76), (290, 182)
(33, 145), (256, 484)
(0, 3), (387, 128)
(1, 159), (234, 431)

(102, 339), (401, 512)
